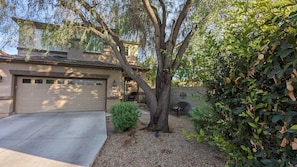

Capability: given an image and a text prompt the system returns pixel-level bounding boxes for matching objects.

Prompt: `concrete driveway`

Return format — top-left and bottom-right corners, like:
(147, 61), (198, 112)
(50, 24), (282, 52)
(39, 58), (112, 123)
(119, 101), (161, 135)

(0, 111), (107, 167)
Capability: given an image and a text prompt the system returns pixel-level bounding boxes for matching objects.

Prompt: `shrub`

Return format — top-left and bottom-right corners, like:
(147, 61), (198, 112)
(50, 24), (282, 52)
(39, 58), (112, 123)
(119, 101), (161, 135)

(189, 101), (215, 133)
(110, 102), (140, 132)
(184, 99), (227, 146)
(187, 1), (297, 166)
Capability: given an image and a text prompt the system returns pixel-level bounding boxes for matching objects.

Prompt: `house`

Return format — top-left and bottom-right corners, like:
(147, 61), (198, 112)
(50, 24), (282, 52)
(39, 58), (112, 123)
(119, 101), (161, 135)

(0, 18), (147, 118)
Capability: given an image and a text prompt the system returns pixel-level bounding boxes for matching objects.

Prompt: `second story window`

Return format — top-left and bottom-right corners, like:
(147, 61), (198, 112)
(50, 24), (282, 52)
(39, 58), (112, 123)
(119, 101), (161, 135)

(80, 31), (104, 53)
(35, 29), (68, 52)
(125, 47), (129, 56)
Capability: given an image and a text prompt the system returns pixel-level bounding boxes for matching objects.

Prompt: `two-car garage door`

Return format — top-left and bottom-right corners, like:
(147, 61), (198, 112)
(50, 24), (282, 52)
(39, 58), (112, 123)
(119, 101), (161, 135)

(15, 77), (106, 113)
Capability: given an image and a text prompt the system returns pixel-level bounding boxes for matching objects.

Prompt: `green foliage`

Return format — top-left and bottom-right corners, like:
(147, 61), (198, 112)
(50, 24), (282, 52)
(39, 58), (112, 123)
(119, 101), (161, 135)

(174, 42), (215, 86)
(79, 30), (104, 53)
(183, 99), (221, 143)
(189, 101), (215, 133)
(174, 12), (225, 86)
(191, 0), (297, 166)
(140, 55), (157, 88)
(110, 102), (140, 132)
(170, 0), (230, 87)
(184, 98), (231, 148)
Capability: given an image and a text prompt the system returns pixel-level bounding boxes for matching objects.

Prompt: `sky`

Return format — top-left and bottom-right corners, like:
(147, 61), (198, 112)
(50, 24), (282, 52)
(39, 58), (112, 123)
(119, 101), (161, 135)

(1, 45), (17, 54)
(0, 32), (17, 54)
(0, 1), (19, 55)
(0, 32), (18, 54)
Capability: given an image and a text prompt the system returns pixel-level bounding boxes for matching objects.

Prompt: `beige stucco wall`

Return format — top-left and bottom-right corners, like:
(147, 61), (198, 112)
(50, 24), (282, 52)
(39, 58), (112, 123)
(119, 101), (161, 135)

(66, 41), (119, 64)
(0, 99), (13, 118)
(0, 63), (14, 117)
(0, 64), (13, 96)
(0, 61), (122, 116)
(106, 98), (121, 112)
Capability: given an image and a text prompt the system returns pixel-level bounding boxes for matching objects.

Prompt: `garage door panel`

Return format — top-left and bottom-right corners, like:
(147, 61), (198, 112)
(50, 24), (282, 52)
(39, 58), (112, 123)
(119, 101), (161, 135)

(16, 77), (106, 113)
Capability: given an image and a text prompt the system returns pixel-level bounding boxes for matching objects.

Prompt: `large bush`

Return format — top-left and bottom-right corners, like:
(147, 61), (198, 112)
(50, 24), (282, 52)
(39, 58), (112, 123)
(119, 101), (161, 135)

(189, 1), (297, 166)
(110, 102), (140, 132)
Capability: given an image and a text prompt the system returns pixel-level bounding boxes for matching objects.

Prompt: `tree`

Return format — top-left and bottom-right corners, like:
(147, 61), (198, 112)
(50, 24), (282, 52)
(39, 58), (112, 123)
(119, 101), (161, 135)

(0, 0), (221, 132)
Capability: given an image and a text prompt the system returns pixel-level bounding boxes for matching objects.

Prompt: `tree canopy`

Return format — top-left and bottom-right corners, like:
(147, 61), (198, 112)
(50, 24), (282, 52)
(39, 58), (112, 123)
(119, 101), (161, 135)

(0, 0), (227, 132)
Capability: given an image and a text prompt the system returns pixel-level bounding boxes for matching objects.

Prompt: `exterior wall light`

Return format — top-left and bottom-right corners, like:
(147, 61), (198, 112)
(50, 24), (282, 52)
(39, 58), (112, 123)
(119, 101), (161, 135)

(0, 75), (2, 82)
(112, 80), (117, 88)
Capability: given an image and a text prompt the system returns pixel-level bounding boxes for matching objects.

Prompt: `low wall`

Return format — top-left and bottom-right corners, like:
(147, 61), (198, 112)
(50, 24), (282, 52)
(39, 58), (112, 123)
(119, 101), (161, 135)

(170, 86), (206, 114)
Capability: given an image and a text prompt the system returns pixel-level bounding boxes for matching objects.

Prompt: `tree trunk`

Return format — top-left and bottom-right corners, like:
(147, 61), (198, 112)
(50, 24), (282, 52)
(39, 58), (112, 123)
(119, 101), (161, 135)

(156, 82), (171, 132)
(148, 69), (171, 132)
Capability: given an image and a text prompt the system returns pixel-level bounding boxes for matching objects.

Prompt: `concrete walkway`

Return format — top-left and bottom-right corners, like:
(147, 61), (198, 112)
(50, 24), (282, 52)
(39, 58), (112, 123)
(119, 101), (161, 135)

(0, 111), (107, 167)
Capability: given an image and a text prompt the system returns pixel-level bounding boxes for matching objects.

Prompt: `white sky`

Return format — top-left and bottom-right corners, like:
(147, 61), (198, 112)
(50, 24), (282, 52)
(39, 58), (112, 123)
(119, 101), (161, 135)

(1, 45), (17, 54)
(0, 33), (18, 54)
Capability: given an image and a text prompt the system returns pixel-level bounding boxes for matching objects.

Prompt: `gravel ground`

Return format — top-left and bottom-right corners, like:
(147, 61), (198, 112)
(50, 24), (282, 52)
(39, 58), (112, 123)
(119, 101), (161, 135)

(92, 111), (226, 167)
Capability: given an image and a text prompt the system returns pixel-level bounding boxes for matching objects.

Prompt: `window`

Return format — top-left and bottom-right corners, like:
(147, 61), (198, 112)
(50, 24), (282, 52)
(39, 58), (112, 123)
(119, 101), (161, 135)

(46, 79), (55, 84)
(125, 47), (129, 56)
(86, 80), (94, 85)
(68, 79), (75, 85)
(95, 80), (103, 85)
(22, 79), (31, 83)
(35, 29), (68, 52)
(35, 79), (43, 84)
(81, 31), (104, 53)
(57, 79), (65, 84)
(77, 80), (84, 85)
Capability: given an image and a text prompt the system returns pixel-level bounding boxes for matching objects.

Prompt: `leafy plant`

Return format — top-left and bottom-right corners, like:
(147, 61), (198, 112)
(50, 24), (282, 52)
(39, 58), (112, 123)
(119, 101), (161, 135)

(189, 100), (215, 132)
(183, 99), (220, 144)
(110, 102), (140, 132)
(188, 0), (297, 166)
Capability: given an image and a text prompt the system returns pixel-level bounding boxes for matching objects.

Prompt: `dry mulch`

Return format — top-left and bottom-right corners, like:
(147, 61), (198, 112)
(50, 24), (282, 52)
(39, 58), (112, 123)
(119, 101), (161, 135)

(92, 112), (226, 167)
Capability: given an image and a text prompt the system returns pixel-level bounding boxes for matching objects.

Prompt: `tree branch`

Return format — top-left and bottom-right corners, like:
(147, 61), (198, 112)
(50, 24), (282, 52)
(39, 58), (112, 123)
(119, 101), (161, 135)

(168, 0), (192, 46)
(158, 0), (167, 66)
(171, 5), (210, 70)
(158, 0), (166, 26)
(172, 25), (197, 70)
(142, 0), (163, 69)
(89, 27), (108, 42)
(142, 0), (160, 32)
(150, 5), (161, 26)
(76, 0), (119, 39)
(60, 1), (90, 27)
